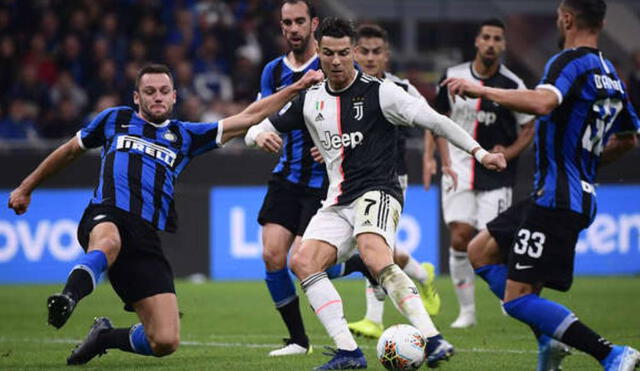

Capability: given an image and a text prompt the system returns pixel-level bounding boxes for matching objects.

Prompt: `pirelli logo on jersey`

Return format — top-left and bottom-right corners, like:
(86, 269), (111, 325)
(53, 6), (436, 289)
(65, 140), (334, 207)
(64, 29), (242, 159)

(116, 135), (177, 167)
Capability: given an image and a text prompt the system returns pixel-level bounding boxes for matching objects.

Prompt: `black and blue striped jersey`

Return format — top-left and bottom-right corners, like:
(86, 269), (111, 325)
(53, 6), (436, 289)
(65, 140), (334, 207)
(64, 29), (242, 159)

(534, 47), (640, 221)
(259, 54), (326, 190)
(77, 106), (223, 232)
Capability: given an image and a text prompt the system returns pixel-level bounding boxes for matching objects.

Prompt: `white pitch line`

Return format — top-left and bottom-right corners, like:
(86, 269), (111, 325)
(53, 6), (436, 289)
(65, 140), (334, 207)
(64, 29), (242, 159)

(0, 336), (539, 354)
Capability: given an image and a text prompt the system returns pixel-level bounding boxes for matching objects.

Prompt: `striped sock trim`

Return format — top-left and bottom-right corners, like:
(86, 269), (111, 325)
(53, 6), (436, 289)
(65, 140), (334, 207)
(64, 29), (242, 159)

(554, 313), (578, 339)
(301, 272), (328, 292)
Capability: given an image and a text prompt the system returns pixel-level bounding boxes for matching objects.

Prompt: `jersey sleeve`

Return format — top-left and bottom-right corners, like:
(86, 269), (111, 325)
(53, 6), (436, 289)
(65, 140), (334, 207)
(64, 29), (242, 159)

(613, 96), (640, 135)
(76, 107), (117, 149)
(267, 93), (305, 132)
(186, 121), (223, 156)
(434, 72), (451, 114)
(259, 62), (275, 99)
(379, 79), (424, 127)
(536, 51), (579, 105)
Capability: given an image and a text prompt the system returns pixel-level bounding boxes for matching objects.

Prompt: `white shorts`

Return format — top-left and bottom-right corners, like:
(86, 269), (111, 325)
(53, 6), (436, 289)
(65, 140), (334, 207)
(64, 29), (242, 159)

(302, 190), (402, 263)
(441, 186), (512, 230)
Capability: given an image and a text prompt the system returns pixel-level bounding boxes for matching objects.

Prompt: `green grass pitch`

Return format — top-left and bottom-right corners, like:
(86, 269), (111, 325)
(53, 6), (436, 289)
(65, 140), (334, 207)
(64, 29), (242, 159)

(0, 277), (638, 370)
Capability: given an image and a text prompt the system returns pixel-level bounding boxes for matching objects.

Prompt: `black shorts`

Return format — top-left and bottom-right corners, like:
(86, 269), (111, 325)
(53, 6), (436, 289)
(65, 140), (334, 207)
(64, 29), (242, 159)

(77, 204), (175, 311)
(487, 200), (588, 292)
(257, 176), (325, 236)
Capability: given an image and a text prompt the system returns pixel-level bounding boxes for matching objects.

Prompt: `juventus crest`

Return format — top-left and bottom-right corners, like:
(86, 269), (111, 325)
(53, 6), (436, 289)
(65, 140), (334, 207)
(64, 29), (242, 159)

(353, 101), (364, 121)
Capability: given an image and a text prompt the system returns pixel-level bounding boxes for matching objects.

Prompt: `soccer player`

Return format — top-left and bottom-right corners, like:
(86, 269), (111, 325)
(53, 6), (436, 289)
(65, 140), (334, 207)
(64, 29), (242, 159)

(251, 0), (322, 357)
(246, 17), (506, 369)
(342, 23), (446, 340)
(426, 18), (536, 329)
(443, 0), (640, 370)
(7, 63), (323, 365)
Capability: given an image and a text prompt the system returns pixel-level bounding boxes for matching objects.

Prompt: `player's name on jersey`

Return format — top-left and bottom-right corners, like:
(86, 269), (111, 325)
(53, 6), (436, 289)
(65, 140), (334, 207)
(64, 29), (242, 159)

(594, 73), (624, 93)
(116, 135), (177, 167)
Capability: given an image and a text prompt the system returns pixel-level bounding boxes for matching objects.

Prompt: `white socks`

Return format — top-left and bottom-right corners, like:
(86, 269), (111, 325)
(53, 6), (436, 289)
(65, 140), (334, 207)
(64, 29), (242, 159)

(379, 264), (438, 338)
(364, 280), (385, 324)
(301, 272), (358, 351)
(403, 256), (428, 284)
(449, 248), (476, 314)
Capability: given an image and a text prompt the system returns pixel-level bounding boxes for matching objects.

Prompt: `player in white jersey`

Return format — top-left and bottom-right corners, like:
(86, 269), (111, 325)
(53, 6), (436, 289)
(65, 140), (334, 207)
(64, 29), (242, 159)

(246, 17), (505, 370)
(343, 23), (447, 340)
(424, 18), (535, 329)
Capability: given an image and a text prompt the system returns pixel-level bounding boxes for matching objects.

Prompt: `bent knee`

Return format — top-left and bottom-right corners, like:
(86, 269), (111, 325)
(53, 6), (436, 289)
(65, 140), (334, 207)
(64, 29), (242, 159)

(262, 247), (287, 270)
(289, 251), (319, 279)
(149, 334), (180, 356)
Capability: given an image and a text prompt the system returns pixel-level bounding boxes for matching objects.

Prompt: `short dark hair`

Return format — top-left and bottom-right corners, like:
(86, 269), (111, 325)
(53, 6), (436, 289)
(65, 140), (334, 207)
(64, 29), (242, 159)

(316, 17), (355, 44)
(281, 0), (316, 19)
(562, 0), (606, 31)
(477, 18), (506, 35)
(135, 64), (173, 90)
(355, 24), (388, 44)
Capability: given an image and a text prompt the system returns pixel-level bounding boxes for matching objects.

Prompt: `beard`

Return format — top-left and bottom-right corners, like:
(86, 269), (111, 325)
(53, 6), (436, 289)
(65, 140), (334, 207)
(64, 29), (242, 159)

(141, 105), (171, 124)
(481, 55), (497, 69)
(289, 33), (311, 55)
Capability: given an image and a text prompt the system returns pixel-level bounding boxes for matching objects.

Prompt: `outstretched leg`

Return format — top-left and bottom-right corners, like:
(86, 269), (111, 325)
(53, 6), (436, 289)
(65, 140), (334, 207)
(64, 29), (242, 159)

(49, 222), (119, 329)
(66, 293), (180, 365)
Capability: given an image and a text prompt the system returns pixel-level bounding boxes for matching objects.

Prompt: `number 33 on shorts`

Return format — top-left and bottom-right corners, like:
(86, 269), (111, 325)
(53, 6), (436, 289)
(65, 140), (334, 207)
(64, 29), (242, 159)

(513, 228), (546, 259)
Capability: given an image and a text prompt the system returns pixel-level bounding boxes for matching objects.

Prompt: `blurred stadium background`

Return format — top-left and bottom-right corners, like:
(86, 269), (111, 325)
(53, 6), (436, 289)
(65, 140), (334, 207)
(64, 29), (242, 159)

(1, 0), (640, 285)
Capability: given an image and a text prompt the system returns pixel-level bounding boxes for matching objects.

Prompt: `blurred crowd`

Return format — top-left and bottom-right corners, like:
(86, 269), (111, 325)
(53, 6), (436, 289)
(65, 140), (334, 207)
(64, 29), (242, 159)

(1, 0), (639, 145)
(0, 0), (288, 143)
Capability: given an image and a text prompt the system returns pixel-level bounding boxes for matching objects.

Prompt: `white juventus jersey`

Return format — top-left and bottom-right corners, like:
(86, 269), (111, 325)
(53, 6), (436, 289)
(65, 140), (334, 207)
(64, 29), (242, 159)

(267, 72), (430, 207)
(436, 62), (534, 190)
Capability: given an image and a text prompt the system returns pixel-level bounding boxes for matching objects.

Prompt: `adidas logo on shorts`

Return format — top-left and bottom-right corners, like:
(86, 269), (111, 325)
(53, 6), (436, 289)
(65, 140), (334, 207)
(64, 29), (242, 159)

(315, 113), (324, 121)
(361, 220), (372, 227)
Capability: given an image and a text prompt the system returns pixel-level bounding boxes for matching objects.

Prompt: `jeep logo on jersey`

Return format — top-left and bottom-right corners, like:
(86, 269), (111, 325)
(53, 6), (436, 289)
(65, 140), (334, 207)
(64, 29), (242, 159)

(320, 131), (364, 150)
(454, 107), (497, 126)
(353, 102), (364, 121)
(116, 135), (177, 167)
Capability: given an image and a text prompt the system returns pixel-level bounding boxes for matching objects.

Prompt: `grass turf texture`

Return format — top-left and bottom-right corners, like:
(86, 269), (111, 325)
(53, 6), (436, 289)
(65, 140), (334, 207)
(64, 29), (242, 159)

(0, 277), (638, 370)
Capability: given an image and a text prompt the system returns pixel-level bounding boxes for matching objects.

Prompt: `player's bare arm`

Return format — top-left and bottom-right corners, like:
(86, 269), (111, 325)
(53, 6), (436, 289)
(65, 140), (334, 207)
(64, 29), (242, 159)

(442, 77), (559, 116)
(423, 132), (458, 190)
(221, 69), (324, 143)
(8, 137), (85, 215)
(491, 120), (535, 161)
(437, 135), (458, 190)
(600, 132), (638, 165)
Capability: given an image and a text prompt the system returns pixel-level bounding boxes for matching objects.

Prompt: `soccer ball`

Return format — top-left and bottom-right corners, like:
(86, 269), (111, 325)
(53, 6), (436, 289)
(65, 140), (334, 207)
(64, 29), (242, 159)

(376, 324), (426, 370)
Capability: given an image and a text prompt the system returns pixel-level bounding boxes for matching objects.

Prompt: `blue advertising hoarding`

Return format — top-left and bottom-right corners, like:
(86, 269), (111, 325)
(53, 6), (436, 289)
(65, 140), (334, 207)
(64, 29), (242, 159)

(0, 189), (92, 283)
(575, 185), (640, 275)
(210, 185), (440, 280)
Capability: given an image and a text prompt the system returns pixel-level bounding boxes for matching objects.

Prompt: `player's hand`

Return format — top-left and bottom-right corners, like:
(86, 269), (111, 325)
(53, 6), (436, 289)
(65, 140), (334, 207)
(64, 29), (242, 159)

(296, 70), (325, 90)
(481, 152), (507, 171)
(255, 132), (283, 153)
(310, 146), (324, 163)
(491, 144), (513, 161)
(8, 187), (31, 215)
(441, 77), (485, 103)
(442, 165), (458, 191)
(422, 158), (436, 190)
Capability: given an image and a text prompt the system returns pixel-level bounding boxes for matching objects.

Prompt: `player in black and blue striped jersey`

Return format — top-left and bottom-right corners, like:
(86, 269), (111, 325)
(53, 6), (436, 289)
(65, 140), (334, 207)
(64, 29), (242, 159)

(8, 63), (323, 365)
(444, 1), (640, 370)
(247, 0), (324, 357)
